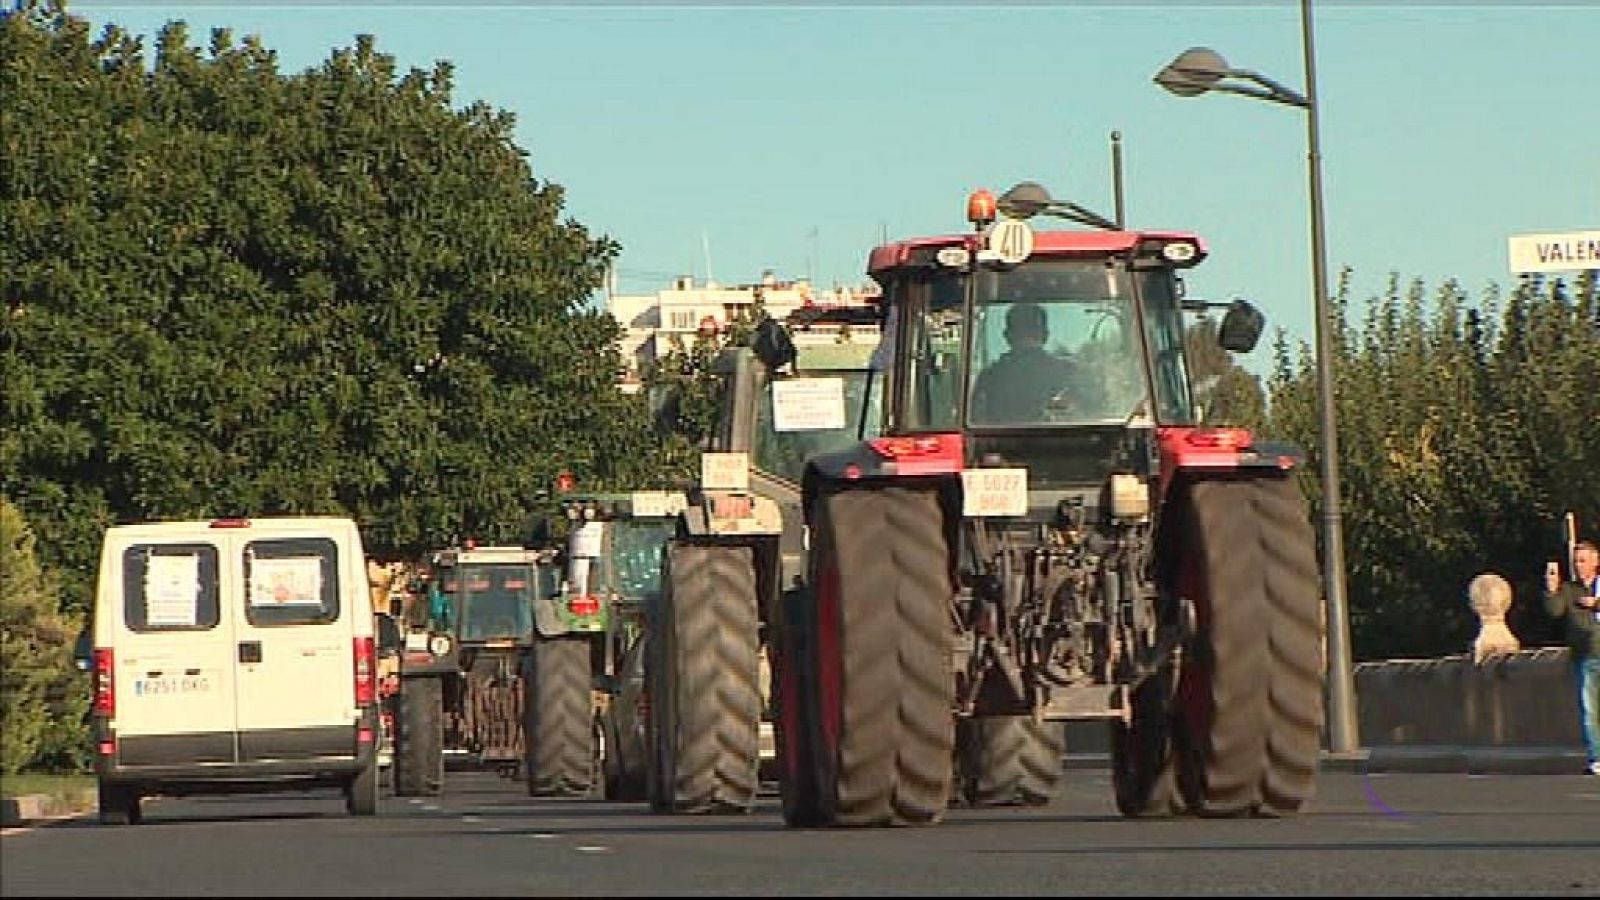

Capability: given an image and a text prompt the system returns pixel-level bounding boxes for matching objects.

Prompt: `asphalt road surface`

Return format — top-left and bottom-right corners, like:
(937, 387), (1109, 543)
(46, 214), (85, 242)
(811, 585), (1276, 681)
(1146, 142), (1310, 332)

(3, 768), (1597, 897)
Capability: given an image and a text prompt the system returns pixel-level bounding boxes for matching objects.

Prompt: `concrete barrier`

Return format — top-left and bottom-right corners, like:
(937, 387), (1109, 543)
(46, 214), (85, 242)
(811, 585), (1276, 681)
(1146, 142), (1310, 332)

(1, 787), (96, 826)
(1060, 647), (1586, 774)
(1355, 647), (1581, 747)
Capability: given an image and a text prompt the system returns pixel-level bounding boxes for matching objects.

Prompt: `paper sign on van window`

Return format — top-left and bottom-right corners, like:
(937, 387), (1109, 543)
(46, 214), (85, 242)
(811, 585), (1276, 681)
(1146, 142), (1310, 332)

(144, 554), (200, 627)
(249, 557), (323, 606)
(771, 378), (847, 432)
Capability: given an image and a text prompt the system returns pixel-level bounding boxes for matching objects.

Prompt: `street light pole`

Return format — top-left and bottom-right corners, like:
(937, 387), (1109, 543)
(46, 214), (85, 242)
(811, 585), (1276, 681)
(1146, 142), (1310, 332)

(1297, 0), (1359, 758)
(1155, 0), (1360, 755)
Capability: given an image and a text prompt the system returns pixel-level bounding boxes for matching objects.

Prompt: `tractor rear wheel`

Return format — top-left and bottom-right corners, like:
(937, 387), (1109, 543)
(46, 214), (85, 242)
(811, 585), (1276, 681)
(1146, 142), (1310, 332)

(524, 636), (595, 797)
(775, 585), (824, 826)
(393, 676), (444, 797)
(957, 716), (1063, 807)
(1256, 476), (1324, 815)
(804, 483), (954, 827)
(646, 542), (762, 814)
(1171, 475), (1322, 817)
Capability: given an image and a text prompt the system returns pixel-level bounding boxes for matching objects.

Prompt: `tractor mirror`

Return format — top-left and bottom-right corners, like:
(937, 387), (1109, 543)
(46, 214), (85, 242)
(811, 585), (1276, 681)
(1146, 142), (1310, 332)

(751, 316), (796, 373)
(1218, 298), (1264, 354)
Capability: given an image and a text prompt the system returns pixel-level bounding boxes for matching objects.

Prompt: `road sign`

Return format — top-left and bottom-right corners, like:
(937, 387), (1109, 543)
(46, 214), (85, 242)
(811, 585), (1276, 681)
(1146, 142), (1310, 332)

(1507, 230), (1600, 274)
(985, 219), (1035, 265)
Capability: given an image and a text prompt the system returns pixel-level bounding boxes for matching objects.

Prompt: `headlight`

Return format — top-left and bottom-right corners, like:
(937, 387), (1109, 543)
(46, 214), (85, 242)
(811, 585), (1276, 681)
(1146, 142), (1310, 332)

(428, 634), (453, 657)
(1161, 241), (1198, 263)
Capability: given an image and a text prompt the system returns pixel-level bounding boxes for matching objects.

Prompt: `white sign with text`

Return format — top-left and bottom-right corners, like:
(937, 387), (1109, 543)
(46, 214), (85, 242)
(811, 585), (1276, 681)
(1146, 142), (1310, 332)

(771, 378), (847, 432)
(1508, 230), (1600, 274)
(961, 468), (1029, 517)
(701, 452), (750, 492)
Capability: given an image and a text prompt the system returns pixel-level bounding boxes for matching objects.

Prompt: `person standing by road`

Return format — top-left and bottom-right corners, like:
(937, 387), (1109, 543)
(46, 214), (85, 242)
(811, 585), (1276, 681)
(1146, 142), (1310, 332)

(1544, 539), (1600, 776)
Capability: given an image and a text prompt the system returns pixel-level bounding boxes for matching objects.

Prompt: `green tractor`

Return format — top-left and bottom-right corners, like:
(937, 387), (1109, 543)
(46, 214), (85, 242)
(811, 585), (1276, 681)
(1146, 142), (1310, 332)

(387, 543), (578, 796)
(642, 306), (913, 815)
(551, 491), (691, 801)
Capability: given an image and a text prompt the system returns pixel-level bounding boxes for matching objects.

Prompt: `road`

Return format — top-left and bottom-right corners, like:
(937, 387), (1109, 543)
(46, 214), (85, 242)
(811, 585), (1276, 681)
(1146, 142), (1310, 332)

(3, 768), (1597, 897)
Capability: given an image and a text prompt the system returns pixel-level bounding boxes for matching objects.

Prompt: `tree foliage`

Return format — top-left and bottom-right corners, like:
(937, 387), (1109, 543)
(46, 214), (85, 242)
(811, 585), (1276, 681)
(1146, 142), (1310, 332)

(1266, 268), (1600, 659)
(0, 497), (89, 776)
(638, 290), (768, 479)
(1185, 314), (1267, 429)
(1, 1), (671, 613)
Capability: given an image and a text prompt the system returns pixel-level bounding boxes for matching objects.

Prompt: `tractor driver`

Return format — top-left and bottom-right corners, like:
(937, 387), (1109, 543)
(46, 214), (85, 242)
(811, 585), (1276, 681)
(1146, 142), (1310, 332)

(969, 301), (1081, 426)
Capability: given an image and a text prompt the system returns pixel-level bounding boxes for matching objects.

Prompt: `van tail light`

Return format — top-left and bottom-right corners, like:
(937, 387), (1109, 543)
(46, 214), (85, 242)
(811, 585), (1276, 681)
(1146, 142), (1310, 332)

(568, 594), (601, 617)
(353, 637), (376, 707)
(93, 648), (115, 717)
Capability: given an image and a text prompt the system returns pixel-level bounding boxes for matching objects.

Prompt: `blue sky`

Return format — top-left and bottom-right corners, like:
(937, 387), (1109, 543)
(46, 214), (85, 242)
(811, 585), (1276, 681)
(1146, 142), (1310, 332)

(69, 2), (1599, 374)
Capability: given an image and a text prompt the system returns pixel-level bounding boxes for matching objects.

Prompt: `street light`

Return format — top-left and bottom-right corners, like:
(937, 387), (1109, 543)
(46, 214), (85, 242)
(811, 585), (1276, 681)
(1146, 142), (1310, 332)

(1154, 0), (1361, 757)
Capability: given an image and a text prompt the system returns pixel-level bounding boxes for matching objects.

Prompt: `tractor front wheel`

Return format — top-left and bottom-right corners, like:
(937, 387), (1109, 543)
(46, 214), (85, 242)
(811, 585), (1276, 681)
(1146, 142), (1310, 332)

(957, 716), (1064, 807)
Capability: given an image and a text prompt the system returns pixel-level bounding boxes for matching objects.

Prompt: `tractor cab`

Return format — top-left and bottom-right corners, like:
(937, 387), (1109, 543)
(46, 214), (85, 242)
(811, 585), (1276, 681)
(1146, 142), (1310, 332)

(823, 182), (1266, 515)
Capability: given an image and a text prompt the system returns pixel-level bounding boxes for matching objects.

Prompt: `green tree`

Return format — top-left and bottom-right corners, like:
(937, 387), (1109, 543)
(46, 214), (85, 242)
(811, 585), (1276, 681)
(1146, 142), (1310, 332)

(1184, 314), (1266, 429)
(638, 292), (770, 481)
(0, 497), (89, 776)
(1, 1), (672, 609)
(1264, 267), (1599, 659)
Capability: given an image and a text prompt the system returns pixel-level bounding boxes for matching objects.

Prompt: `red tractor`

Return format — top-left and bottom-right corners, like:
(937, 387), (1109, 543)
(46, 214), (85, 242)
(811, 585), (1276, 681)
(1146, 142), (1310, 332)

(765, 182), (1324, 827)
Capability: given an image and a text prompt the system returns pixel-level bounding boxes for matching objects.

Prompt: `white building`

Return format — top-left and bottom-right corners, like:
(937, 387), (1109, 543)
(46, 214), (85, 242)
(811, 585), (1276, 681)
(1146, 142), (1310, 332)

(608, 270), (882, 392)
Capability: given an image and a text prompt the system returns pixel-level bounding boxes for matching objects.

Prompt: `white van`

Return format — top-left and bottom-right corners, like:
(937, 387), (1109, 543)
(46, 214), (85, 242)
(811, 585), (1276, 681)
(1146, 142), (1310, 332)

(87, 516), (381, 824)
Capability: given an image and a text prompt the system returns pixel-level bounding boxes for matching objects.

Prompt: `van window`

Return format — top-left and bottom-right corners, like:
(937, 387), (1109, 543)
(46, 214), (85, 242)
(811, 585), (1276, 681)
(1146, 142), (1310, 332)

(243, 537), (340, 626)
(122, 544), (221, 632)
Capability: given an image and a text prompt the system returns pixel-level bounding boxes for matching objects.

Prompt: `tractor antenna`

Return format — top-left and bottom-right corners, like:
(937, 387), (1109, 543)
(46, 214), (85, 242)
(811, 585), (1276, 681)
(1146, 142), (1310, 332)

(1111, 130), (1126, 229)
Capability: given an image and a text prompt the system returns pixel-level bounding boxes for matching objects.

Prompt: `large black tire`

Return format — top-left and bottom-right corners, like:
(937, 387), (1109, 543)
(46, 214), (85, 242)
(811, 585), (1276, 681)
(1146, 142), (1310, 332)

(1111, 663), (1184, 817)
(524, 636), (595, 797)
(393, 676), (444, 797)
(602, 713), (648, 803)
(804, 484), (954, 827)
(1257, 476), (1325, 815)
(346, 756), (379, 816)
(957, 716), (1063, 807)
(646, 542), (762, 814)
(775, 586), (825, 827)
(97, 782), (141, 826)
(1171, 476), (1322, 817)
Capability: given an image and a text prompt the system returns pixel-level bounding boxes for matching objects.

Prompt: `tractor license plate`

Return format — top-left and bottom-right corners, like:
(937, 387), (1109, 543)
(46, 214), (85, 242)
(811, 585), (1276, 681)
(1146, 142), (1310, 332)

(961, 468), (1028, 517)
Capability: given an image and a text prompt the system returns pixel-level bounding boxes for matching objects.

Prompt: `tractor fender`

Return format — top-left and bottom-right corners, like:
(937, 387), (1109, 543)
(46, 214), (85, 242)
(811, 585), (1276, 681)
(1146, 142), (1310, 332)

(532, 592), (571, 638)
(676, 491), (784, 538)
(1155, 426), (1305, 502)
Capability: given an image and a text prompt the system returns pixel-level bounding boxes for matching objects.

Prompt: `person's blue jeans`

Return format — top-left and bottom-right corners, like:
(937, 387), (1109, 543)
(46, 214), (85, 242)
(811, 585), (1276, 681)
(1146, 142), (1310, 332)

(1577, 654), (1600, 767)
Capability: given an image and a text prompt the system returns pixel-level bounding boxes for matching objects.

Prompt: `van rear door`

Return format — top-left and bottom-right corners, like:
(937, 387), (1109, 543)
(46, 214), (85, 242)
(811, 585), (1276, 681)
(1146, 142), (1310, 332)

(111, 539), (239, 767)
(232, 533), (359, 762)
